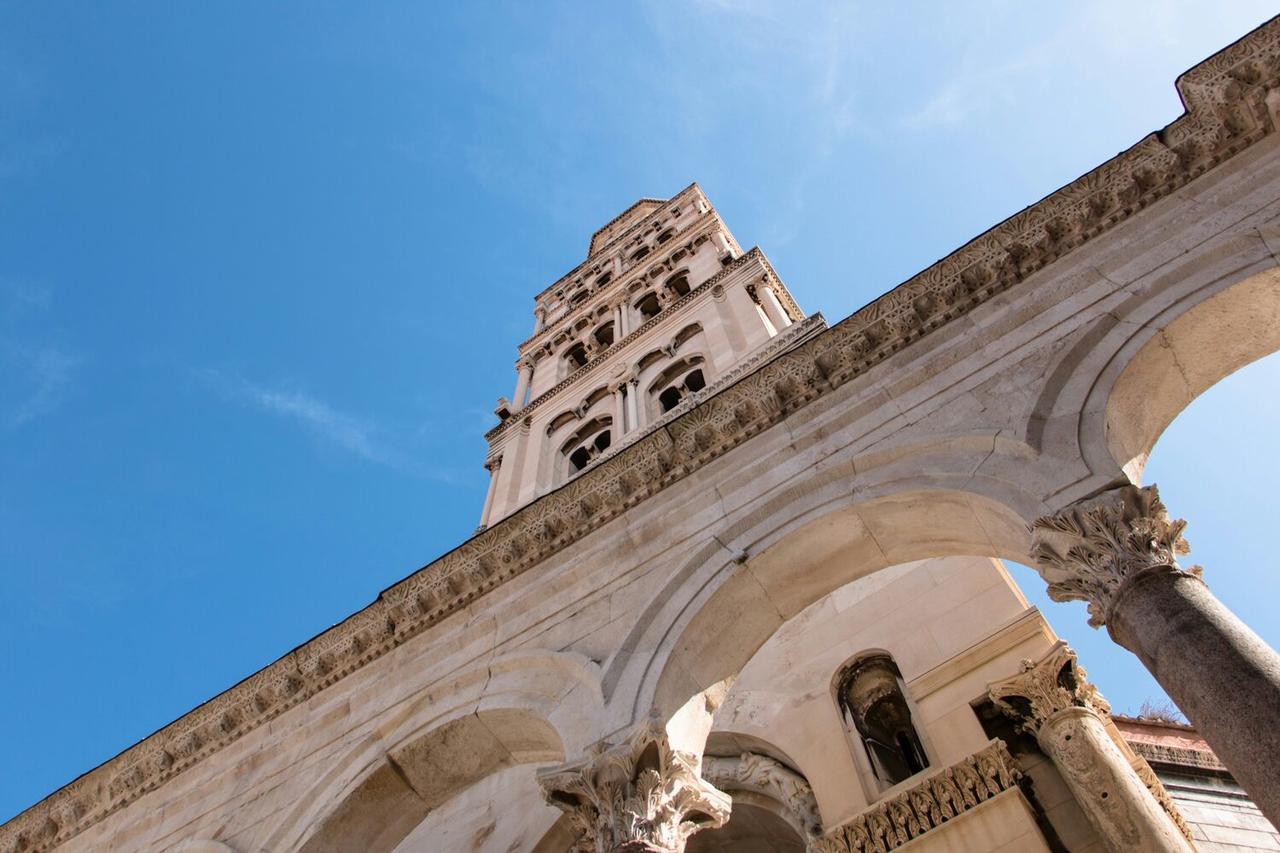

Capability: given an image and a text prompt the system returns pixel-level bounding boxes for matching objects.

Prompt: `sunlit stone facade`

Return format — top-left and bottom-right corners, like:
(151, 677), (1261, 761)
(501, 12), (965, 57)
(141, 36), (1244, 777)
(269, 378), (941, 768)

(6, 17), (1280, 853)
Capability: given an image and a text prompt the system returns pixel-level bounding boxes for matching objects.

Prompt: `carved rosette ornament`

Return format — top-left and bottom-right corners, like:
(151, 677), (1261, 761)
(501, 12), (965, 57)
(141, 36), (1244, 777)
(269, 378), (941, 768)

(1030, 484), (1201, 628)
(537, 721), (731, 853)
(987, 641), (1110, 735)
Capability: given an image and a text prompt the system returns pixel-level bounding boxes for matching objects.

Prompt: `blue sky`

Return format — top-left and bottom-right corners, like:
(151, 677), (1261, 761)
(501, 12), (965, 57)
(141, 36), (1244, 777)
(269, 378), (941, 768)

(2, 1), (1278, 822)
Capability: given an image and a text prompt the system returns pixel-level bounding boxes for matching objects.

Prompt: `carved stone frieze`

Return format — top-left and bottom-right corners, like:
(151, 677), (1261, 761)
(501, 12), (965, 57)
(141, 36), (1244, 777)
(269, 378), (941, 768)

(1030, 484), (1201, 628)
(987, 641), (1111, 735)
(812, 740), (1022, 853)
(701, 752), (822, 839)
(537, 721), (731, 853)
(6, 18), (1280, 852)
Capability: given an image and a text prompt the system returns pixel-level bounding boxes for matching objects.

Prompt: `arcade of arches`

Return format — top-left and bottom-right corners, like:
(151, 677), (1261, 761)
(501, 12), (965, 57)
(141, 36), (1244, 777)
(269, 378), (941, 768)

(7, 18), (1280, 853)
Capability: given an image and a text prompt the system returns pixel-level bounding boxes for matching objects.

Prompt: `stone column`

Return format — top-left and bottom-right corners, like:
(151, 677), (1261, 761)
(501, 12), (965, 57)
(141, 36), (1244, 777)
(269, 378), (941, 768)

(745, 284), (778, 336)
(614, 384), (628, 435)
(616, 300), (630, 338)
(534, 306), (547, 334)
(513, 360), (534, 408)
(1030, 483), (1280, 826)
(759, 284), (792, 329)
(988, 642), (1192, 853)
(627, 378), (643, 430)
(537, 720), (730, 853)
(478, 456), (501, 530)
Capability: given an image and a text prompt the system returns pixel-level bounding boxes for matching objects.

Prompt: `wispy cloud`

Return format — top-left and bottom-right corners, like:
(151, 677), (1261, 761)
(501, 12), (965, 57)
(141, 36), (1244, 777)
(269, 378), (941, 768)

(4, 342), (77, 428)
(199, 369), (391, 464)
(1, 279), (78, 428)
(197, 369), (471, 484)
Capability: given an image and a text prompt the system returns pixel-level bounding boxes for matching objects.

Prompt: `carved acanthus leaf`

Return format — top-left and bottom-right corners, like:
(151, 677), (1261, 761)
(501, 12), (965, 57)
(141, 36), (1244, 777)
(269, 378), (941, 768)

(537, 721), (731, 852)
(812, 740), (1022, 853)
(1030, 484), (1200, 627)
(701, 752), (822, 838)
(987, 641), (1111, 736)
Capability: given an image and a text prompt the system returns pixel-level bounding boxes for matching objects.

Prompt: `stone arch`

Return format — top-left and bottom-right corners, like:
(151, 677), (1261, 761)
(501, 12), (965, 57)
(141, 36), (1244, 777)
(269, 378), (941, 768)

(285, 706), (562, 853)
(1025, 237), (1280, 485)
(607, 466), (1033, 728)
(269, 650), (599, 853)
(1101, 264), (1280, 480)
(700, 731), (820, 844)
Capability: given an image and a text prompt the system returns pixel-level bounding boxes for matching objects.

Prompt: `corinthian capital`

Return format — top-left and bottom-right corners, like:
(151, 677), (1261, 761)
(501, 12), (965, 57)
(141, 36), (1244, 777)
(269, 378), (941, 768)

(537, 720), (731, 853)
(1030, 483), (1200, 627)
(988, 642), (1110, 736)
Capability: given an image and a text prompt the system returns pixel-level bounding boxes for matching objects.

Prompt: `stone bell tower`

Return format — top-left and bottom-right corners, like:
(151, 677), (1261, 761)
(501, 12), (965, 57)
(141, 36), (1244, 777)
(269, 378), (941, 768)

(478, 183), (821, 529)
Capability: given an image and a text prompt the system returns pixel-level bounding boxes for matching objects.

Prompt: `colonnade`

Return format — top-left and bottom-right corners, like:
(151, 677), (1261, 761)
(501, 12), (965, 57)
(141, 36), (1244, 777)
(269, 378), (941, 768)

(534, 483), (1280, 852)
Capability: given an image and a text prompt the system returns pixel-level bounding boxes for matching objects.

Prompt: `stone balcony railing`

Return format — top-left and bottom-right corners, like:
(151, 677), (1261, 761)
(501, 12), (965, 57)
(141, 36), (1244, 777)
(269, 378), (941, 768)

(811, 740), (1023, 853)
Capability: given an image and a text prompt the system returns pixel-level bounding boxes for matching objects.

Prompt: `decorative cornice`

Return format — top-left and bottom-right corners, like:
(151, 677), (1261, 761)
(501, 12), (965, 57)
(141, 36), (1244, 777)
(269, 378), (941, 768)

(6, 17), (1280, 852)
(537, 720), (730, 852)
(701, 752), (821, 839)
(987, 642), (1111, 736)
(1030, 484), (1200, 628)
(812, 740), (1022, 853)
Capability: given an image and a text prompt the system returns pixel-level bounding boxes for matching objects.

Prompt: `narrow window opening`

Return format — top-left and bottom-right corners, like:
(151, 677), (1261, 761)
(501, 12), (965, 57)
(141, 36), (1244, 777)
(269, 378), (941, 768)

(631, 246), (651, 262)
(635, 293), (661, 320)
(666, 273), (691, 298)
(658, 387), (682, 412)
(569, 447), (592, 471)
(565, 343), (589, 369)
(594, 323), (615, 349)
(684, 369), (705, 393)
(837, 655), (930, 789)
(656, 229), (674, 245)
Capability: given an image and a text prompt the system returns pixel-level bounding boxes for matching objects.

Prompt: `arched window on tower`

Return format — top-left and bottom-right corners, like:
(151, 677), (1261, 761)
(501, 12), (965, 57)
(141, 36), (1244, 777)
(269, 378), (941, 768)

(835, 654), (929, 789)
(564, 342), (589, 373)
(561, 418), (612, 477)
(649, 357), (708, 415)
(665, 271), (691, 299)
(593, 322), (615, 350)
(631, 245), (651, 263)
(656, 228), (674, 245)
(634, 292), (662, 321)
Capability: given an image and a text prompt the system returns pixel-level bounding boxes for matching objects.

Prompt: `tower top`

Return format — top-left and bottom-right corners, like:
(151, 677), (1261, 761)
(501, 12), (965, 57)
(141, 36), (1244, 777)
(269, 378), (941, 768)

(587, 198), (666, 258)
(478, 184), (819, 529)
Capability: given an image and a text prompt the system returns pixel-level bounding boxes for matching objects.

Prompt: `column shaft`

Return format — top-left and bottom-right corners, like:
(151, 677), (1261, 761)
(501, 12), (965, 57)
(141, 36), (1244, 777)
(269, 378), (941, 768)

(1039, 708), (1192, 853)
(1031, 484), (1280, 828)
(614, 385), (627, 435)
(513, 362), (533, 408)
(1109, 568), (1280, 825)
(628, 380), (642, 430)
(760, 285), (792, 329)
(478, 461), (500, 529)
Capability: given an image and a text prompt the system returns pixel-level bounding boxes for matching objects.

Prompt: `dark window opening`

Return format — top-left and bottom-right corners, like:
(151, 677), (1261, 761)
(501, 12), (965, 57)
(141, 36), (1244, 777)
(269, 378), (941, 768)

(571, 291), (589, 305)
(656, 229), (674, 244)
(566, 424), (612, 473)
(636, 293), (661, 320)
(596, 272), (612, 287)
(631, 246), (651, 262)
(684, 369), (705, 393)
(565, 343), (589, 369)
(837, 655), (930, 788)
(594, 323), (615, 349)
(667, 274), (691, 298)
(659, 386), (682, 413)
